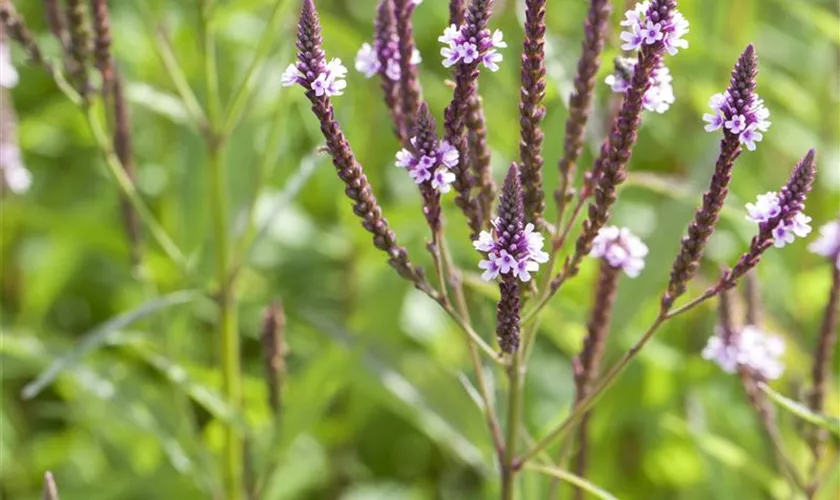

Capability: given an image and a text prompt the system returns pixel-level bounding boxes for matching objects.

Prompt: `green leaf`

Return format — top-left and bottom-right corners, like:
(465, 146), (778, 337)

(525, 464), (620, 500)
(21, 290), (201, 400)
(758, 383), (840, 435)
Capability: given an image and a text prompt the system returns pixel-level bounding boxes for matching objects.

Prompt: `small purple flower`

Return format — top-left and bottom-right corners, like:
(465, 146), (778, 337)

(589, 226), (649, 278)
(745, 192), (812, 248)
(642, 20), (663, 45)
(479, 253), (502, 281)
(703, 83), (771, 151)
(355, 43), (380, 77)
(394, 136), (461, 193)
(619, 1), (689, 56)
(724, 114), (747, 134)
(284, 58), (347, 97)
(619, 24), (644, 51)
(281, 63), (304, 87)
(605, 58), (674, 114)
(738, 123), (762, 151)
(474, 219), (548, 283)
(438, 24), (506, 71)
(703, 325), (785, 380)
(809, 220), (840, 270)
(771, 212), (813, 248)
(431, 167), (456, 193)
(745, 192), (781, 224)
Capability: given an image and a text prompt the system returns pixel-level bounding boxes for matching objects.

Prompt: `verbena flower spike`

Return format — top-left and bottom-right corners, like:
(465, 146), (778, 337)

(663, 45), (758, 309)
(442, 0), (501, 236)
(518, 0), (547, 226)
(289, 0), (429, 293)
(716, 149), (816, 292)
(492, 164), (529, 353)
(605, 57), (674, 114)
(570, 0), (685, 278)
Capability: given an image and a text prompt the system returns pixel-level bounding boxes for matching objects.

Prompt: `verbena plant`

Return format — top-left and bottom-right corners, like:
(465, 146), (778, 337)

(1, 0), (838, 498)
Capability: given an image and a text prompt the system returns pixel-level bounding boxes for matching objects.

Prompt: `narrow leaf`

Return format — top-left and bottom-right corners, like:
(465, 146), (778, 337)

(525, 464), (620, 500)
(759, 383), (840, 435)
(21, 290), (200, 399)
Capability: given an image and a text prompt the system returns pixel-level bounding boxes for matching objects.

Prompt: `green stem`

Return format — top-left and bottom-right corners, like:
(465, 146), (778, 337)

(200, 1), (243, 498)
(223, 0), (291, 133)
(520, 314), (666, 465)
(502, 349), (523, 500)
(83, 106), (188, 270)
(136, 0), (207, 129)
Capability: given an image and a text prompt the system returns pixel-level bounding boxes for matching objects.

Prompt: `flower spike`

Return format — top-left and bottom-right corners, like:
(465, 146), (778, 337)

(518, 0), (547, 226)
(290, 0), (429, 293)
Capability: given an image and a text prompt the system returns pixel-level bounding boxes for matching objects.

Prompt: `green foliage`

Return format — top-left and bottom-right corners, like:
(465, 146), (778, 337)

(1, 0), (838, 499)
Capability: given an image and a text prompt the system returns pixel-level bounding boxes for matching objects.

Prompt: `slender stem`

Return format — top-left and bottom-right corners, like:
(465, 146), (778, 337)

(200, 1), (242, 498)
(84, 106), (187, 270)
(526, 464), (619, 500)
(664, 290), (717, 319)
(520, 314), (666, 465)
(223, 0), (290, 133)
(136, 0), (207, 129)
(442, 245), (505, 460)
(502, 348), (524, 500)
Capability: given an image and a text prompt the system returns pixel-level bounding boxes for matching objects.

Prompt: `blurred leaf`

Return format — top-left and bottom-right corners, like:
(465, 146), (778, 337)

(21, 290), (201, 400)
(759, 383), (840, 435)
(525, 464), (619, 500)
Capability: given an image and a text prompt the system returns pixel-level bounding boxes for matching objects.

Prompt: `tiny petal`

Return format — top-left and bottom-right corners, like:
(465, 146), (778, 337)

(474, 231), (496, 252)
(281, 64), (303, 87)
(355, 43), (381, 78)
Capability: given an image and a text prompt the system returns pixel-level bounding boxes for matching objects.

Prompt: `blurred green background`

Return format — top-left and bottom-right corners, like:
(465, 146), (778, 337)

(1, 0), (839, 498)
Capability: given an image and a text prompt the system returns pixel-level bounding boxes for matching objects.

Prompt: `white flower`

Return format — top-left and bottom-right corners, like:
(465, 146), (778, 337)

(590, 226), (648, 277)
(523, 223), (549, 263)
(0, 41), (18, 88)
(809, 220), (840, 270)
(745, 192), (781, 223)
(438, 140), (459, 168)
(473, 230), (495, 252)
(641, 20), (664, 45)
(738, 123), (763, 151)
(513, 258), (539, 282)
(478, 253), (502, 281)
(703, 324), (785, 380)
(439, 24), (462, 45)
(281, 64), (303, 87)
(0, 144), (32, 194)
(725, 114), (747, 134)
(771, 212), (812, 248)
(395, 148), (413, 168)
(411, 48), (422, 65)
(355, 43), (380, 78)
(431, 167), (455, 194)
(385, 59), (401, 81)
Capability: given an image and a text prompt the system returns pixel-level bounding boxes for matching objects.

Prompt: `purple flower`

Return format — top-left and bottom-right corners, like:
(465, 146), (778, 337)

(746, 191), (812, 248)
(724, 114), (747, 134)
(703, 324), (785, 380)
(605, 58), (674, 114)
(438, 23), (506, 71)
(809, 220), (840, 270)
(431, 167), (456, 193)
(703, 75), (771, 150)
(394, 137), (461, 193)
(745, 192), (781, 223)
(474, 219), (548, 283)
(354, 43), (380, 77)
(619, 1), (689, 55)
(282, 58), (347, 97)
(589, 226), (648, 278)
(771, 212), (813, 248)
(355, 35), (421, 81)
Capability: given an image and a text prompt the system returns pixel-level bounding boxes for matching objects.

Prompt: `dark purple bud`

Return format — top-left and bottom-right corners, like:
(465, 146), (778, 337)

(394, 0), (422, 132)
(91, 0), (114, 91)
(294, 0), (430, 294)
(374, 0), (405, 143)
(65, 0), (92, 97)
(518, 0), (547, 226)
(662, 45), (758, 310)
(466, 94), (495, 226)
(261, 300), (287, 419)
(717, 149), (816, 290)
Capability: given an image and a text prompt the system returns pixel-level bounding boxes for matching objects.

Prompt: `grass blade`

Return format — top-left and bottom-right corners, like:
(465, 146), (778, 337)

(758, 383), (840, 436)
(21, 290), (200, 399)
(525, 464), (620, 500)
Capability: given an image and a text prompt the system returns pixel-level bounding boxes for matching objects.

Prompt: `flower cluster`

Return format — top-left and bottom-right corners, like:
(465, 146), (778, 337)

(605, 57), (674, 114)
(0, 39), (31, 194)
(619, 0), (689, 55)
(809, 220), (840, 270)
(474, 221), (548, 282)
(746, 192), (812, 248)
(281, 58), (348, 97)
(355, 39), (421, 80)
(703, 91), (770, 151)
(702, 324), (785, 380)
(395, 138), (458, 192)
(438, 24), (506, 71)
(589, 226), (648, 278)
